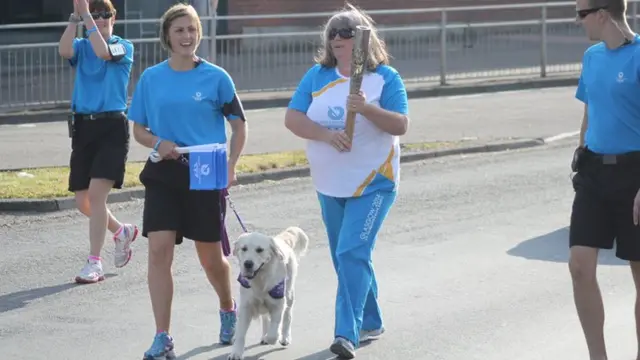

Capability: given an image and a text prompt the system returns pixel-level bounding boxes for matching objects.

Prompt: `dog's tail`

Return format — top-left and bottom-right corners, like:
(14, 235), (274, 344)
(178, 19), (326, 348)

(282, 226), (309, 257)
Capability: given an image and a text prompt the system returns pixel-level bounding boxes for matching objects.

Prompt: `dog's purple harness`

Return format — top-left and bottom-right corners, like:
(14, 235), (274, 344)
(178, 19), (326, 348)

(237, 275), (286, 299)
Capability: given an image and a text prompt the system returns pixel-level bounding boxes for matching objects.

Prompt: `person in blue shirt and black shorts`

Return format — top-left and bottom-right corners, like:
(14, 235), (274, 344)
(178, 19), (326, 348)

(58, 0), (139, 285)
(126, 3), (248, 359)
(571, 0), (640, 358)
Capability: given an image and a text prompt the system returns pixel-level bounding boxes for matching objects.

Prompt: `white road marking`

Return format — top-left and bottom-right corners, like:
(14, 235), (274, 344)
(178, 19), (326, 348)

(544, 131), (580, 143)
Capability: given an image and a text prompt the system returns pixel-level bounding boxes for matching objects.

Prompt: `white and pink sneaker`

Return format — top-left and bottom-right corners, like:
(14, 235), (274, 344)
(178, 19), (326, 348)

(75, 258), (105, 284)
(113, 223), (139, 268)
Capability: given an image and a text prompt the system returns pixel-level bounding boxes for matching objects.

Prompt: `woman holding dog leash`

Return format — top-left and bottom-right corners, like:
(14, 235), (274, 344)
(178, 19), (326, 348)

(58, 0), (138, 284)
(285, 3), (409, 359)
(126, 3), (248, 359)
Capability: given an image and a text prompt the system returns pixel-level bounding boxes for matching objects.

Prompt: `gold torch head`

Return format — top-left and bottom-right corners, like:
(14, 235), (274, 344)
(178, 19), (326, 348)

(350, 26), (372, 80)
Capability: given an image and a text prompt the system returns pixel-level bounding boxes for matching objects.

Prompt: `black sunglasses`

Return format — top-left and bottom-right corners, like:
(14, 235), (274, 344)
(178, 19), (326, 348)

(577, 6), (607, 19)
(90, 11), (114, 20)
(329, 28), (356, 40)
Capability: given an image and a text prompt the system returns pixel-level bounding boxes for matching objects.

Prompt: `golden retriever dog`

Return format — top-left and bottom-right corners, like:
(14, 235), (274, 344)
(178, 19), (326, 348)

(227, 226), (309, 360)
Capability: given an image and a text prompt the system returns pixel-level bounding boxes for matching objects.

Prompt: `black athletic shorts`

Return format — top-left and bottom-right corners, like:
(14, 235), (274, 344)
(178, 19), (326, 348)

(68, 112), (130, 192)
(139, 155), (225, 245)
(569, 148), (640, 261)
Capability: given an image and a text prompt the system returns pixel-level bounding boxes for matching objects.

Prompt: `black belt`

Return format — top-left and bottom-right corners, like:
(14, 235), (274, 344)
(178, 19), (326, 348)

(73, 111), (125, 121)
(584, 149), (640, 165)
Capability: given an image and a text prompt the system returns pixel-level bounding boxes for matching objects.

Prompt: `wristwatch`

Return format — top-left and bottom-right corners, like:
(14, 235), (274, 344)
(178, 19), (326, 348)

(69, 13), (83, 24)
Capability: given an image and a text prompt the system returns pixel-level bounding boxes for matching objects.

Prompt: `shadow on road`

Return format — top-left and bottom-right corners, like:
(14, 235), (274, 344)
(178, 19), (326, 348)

(293, 349), (347, 360)
(175, 343), (226, 360)
(212, 348), (285, 360)
(507, 227), (628, 266)
(0, 273), (117, 314)
(175, 338), (374, 360)
(176, 342), (285, 360)
(293, 341), (374, 360)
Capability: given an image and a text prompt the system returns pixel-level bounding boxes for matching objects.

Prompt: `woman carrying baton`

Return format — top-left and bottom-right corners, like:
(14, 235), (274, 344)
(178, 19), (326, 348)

(58, 0), (138, 284)
(127, 4), (248, 358)
(285, 4), (409, 358)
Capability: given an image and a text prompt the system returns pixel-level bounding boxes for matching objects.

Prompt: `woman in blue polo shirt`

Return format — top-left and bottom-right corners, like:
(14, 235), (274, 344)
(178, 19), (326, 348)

(127, 3), (248, 359)
(57, 0), (138, 284)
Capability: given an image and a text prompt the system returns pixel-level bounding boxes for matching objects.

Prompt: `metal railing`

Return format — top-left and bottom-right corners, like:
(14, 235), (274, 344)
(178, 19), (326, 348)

(0, 1), (637, 112)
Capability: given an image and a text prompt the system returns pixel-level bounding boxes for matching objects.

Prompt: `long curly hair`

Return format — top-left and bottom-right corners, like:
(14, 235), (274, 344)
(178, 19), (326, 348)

(314, 3), (390, 71)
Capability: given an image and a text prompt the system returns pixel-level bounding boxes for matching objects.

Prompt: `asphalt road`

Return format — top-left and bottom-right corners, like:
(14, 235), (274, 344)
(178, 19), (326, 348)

(0, 139), (636, 359)
(0, 86), (583, 170)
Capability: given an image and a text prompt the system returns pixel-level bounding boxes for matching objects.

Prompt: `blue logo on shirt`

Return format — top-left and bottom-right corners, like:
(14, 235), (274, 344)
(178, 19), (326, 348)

(323, 106), (346, 130)
(327, 106), (345, 121)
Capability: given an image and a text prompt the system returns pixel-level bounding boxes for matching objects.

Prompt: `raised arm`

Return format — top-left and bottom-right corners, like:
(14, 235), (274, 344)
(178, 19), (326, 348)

(76, 0), (111, 60)
(59, 2), (80, 59)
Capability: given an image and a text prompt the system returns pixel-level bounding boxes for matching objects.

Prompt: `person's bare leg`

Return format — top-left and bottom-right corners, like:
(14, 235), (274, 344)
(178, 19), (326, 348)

(569, 246), (607, 360)
(195, 240), (236, 344)
(86, 179), (116, 257)
(631, 261), (640, 360)
(75, 190), (122, 234)
(148, 231), (176, 333)
(194, 241), (233, 310)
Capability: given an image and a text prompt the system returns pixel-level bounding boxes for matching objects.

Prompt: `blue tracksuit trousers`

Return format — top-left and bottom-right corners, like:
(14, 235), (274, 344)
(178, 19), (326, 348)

(317, 189), (397, 348)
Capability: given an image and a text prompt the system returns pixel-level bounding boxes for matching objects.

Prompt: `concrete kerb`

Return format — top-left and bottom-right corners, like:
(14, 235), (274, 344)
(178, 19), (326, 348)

(0, 75), (579, 126)
(0, 135), (577, 213)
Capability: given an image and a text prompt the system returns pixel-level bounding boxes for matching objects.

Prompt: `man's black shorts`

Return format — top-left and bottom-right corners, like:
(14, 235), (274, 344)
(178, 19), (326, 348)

(139, 157), (224, 245)
(569, 148), (640, 261)
(68, 112), (130, 192)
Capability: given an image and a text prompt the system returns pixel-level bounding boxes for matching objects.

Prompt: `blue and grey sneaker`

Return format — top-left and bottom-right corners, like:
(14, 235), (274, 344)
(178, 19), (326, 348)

(359, 326), (385, 342)
(143, 332), (176, 360)
(219, 301), (237, 345)
(329, 337), (356, 359)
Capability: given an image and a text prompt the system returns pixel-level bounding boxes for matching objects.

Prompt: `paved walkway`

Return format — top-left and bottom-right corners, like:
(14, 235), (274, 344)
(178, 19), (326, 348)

(0, 86), (582, 170)
(0, 140), (635, 359)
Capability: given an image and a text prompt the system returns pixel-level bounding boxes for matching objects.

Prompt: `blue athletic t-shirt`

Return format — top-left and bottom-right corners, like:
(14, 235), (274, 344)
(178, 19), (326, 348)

(575, 33), (640, 154)
(128, 59), (241, 147)
(69, 35), (134, 114)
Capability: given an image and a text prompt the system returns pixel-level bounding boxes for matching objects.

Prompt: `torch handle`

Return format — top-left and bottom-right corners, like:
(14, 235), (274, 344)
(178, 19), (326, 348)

(344, 25), (371, 143)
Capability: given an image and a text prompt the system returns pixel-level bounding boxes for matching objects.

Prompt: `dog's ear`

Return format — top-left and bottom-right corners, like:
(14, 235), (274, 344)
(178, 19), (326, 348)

(232, 240), (239, 257)
(232, 235), (246, 257)
(270, 237), (285, 261)
(232, 241), (239, 257)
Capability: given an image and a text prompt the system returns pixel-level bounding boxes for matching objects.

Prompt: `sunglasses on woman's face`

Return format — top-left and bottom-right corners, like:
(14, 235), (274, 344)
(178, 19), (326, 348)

(329, 28), (356, 40)
(90, 11), (114, 20)
(576, 6), (606, 19)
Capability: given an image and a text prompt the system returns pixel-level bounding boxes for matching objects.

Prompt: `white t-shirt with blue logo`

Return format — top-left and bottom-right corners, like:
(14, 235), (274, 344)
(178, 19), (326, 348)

(288, 64), (409, 198)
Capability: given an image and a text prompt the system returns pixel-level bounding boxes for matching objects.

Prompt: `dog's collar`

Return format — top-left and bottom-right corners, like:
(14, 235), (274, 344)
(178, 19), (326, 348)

(237, 274), (287, 299)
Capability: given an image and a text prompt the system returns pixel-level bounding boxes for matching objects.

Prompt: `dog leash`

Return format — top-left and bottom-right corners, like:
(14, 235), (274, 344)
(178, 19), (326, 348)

(220, 188), (249, 257)
(223, 188), (248, 233)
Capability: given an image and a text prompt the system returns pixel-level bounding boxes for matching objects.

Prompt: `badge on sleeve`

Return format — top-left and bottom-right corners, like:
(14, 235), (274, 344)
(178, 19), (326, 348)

(190, 151), (217, 190)
(108, 43), (126, 61)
